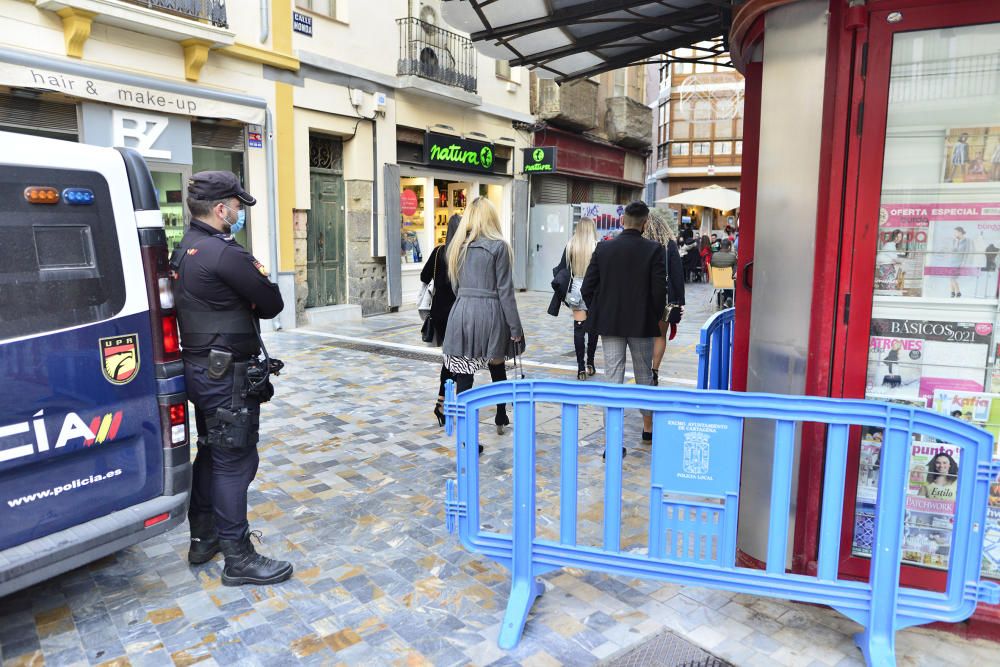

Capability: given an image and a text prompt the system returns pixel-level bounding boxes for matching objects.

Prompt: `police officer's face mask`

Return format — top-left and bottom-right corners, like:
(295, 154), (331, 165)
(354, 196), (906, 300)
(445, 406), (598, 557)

(221, 203), (246, 235)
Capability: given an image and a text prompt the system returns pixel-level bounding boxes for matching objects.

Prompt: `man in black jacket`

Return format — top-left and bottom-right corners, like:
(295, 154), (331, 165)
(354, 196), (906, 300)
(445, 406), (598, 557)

(581, 201), (666, 442)
(171, 171), (292, 587)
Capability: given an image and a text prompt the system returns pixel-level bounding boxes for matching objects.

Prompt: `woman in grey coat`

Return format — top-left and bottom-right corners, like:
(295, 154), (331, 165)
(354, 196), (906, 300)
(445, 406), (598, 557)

(443, 197), (524, 436)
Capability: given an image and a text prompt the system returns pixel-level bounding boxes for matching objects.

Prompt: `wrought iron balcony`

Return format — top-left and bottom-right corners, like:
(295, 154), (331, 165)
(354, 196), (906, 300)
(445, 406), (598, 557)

(121, 0), (228, 28)
(397, 17), (477, 94)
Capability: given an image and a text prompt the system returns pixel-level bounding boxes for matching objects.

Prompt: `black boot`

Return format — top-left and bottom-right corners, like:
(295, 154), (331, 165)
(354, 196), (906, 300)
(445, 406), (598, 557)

(219, 530), (293, 586)
(489, 363), (510, 434)
(187, 513), (220, 565)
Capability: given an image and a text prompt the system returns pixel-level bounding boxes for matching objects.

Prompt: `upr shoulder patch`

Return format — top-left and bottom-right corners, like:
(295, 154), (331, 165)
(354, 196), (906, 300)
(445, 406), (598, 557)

(252, 259), (268, 276)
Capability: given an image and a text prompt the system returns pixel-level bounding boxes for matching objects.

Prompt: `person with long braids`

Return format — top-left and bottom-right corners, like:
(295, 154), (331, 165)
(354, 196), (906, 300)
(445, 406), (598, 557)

(442, 198), (524, 447)
(642, 210), (685, 386)
(559, 217), (599, 379)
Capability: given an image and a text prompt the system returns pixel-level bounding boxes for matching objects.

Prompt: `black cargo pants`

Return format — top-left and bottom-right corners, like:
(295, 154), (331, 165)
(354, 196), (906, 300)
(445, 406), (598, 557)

(184, 357), (262, 542)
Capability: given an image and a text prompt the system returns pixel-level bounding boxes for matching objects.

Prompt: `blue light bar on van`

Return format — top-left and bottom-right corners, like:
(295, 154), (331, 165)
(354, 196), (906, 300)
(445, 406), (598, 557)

(62, 188), (95, 205)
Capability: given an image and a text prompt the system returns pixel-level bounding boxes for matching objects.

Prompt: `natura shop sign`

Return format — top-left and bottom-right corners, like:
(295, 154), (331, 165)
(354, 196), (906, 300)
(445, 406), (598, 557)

(0, 63), (265, 125)
(522, 146), (557, 173)
(424, 132), (496, 173)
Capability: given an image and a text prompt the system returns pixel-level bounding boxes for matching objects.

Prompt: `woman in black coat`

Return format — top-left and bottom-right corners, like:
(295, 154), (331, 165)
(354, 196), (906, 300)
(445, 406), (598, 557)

(421, 215), (459, 425)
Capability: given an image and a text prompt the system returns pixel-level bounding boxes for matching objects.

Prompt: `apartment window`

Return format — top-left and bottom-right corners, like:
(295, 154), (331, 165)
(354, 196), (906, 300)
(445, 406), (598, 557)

(714, 141), (732, 155)
(735, 141), (743, 154)
(613, 69), (626, 97)
(692, 142), (711, 155)
(657, 143), (668, 160)
(671, 142), (689, 156)
(296, 0), (335, 16)
(692, 100), (712, 139)
(657, 103), (668, 145)
(496, 59), (512, 80)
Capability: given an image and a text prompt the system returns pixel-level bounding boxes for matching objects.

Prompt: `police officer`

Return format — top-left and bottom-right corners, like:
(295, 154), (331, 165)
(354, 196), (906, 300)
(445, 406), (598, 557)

(171, 171), (292, 586)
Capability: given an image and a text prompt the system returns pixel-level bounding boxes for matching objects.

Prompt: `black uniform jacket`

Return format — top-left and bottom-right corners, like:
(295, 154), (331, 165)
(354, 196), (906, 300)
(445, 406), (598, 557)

(171, 218), (283, 359)
(580, 229), (666, 338)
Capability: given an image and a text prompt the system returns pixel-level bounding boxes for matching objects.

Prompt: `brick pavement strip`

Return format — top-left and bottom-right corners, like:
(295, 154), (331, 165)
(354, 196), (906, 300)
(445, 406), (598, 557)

(1, 290), (998, 666)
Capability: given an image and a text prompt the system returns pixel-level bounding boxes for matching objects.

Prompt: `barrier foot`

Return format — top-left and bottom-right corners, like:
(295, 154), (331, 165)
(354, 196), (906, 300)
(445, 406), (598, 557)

(497, 577), (545, 649)
(855, 630), (896, 667)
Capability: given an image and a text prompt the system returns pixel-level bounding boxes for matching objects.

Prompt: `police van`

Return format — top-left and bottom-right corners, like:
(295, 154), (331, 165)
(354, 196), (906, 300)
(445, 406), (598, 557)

(0, 130), (190, 596)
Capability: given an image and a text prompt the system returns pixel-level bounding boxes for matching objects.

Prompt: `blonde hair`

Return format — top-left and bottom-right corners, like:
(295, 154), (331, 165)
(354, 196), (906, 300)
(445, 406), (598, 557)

(447, 197), (508, 286)
(642, 208), (677, 247)
(566, 217), (598, 276)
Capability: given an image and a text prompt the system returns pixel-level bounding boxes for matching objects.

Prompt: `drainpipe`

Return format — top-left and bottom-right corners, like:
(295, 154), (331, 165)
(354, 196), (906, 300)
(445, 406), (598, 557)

(259, 0), (270, 43)
(370, 117), (379, 256)
(265, 106), (282, 330)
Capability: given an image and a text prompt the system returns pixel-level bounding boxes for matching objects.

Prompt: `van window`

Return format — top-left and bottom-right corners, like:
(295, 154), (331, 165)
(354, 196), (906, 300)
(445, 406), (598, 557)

(0, 166), (126, 340)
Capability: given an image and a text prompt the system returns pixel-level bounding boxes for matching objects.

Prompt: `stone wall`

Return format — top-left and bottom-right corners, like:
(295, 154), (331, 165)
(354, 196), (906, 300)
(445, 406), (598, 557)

(292, 208), (309, 324)
(534, 79), (599, 132)
(605, 96), (653, 149)
(345, 180), (388, 316)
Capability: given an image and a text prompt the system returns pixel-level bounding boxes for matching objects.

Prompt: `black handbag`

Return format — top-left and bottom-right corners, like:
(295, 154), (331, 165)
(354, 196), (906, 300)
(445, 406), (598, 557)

(420, 250), (440, 345)
(421, 315), (437, 344)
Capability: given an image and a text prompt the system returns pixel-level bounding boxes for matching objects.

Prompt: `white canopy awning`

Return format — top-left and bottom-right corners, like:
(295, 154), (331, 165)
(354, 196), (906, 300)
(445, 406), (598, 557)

(657, 185), (741, 211)
(441, 0), (736, 82)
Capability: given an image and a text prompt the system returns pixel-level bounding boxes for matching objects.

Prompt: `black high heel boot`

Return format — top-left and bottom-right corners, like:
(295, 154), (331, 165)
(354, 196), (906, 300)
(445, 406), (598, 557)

(433, 400), (445, 426)
(489, 363), (510, 434)
(495, 407), (510, 434)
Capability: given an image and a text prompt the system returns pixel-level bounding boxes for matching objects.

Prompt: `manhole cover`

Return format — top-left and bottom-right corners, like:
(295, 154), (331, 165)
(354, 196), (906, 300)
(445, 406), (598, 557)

(601, 630), (734, 667)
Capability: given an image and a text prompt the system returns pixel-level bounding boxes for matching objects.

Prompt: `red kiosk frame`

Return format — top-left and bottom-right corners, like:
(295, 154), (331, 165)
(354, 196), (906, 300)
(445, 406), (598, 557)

(732, 0), (1000, 639)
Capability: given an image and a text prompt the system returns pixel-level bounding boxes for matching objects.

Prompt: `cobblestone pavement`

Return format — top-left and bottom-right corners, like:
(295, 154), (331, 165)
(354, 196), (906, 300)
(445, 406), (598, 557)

(1, 288), (997, 667)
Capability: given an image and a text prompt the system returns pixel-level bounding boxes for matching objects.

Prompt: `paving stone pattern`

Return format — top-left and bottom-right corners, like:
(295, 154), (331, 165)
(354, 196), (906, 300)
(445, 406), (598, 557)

(1, 289), (996, 666)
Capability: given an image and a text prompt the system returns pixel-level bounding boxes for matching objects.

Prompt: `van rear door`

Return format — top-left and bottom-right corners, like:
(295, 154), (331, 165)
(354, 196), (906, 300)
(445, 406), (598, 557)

(0, 151), (163, 549)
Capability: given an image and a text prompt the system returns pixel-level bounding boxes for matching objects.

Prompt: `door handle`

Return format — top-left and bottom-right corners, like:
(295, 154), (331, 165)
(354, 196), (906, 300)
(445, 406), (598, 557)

(536, 244), (542, 252)
(742, 260), (753, 292)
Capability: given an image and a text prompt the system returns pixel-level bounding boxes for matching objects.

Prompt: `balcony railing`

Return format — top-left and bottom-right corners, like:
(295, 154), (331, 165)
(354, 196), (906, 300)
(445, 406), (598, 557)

(121, 0), (228, 28)
(397, 17), (477, 94)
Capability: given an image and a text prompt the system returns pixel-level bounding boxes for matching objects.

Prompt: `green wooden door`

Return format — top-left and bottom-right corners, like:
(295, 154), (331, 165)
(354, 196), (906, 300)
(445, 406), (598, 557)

(306, 170), (346, 307)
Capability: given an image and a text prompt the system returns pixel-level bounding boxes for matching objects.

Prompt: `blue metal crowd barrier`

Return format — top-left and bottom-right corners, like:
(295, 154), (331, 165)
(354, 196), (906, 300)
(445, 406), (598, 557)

(696, 306), (734, 390)
(443, 379), (1000, 666)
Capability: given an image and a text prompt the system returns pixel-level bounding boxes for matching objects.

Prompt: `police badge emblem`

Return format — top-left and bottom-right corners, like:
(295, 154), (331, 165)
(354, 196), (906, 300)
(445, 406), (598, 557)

(99, 334), (140, 385)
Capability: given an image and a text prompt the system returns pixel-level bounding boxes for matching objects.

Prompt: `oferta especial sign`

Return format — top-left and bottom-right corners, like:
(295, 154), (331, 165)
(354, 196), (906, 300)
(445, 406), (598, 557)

(423, 132), (498, 173)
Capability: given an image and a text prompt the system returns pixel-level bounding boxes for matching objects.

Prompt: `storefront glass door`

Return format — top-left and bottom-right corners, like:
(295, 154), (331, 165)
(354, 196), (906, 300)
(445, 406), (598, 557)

(149, 165), (190, 253)
(839, 5), (1000, 587)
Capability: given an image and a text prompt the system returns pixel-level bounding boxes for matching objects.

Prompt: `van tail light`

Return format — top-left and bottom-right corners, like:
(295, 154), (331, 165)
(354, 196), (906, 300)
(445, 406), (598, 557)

(139, 237), (180, 364)
(144, 513), (170, 528)
(159, 399), (188, 447)
(162, 314), (180, 356)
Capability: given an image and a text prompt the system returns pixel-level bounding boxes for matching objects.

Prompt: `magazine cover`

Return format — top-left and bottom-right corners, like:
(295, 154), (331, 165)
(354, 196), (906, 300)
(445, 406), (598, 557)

(931, 389), (1000, 457)
(920, 203), (1000, 300)
(852, 438), (961, 568)
(867, 317), (992, 400)
(986, 478), (1000, 579)
(930, 390), (1000, 579)
(866, 331), (925, 398)
(902, 442), (960, 570)
(875, 206), (930, 296)
(856, 427), (883, 505)
(987, 127), (1000, 184)
(941, 127), (990, 183)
